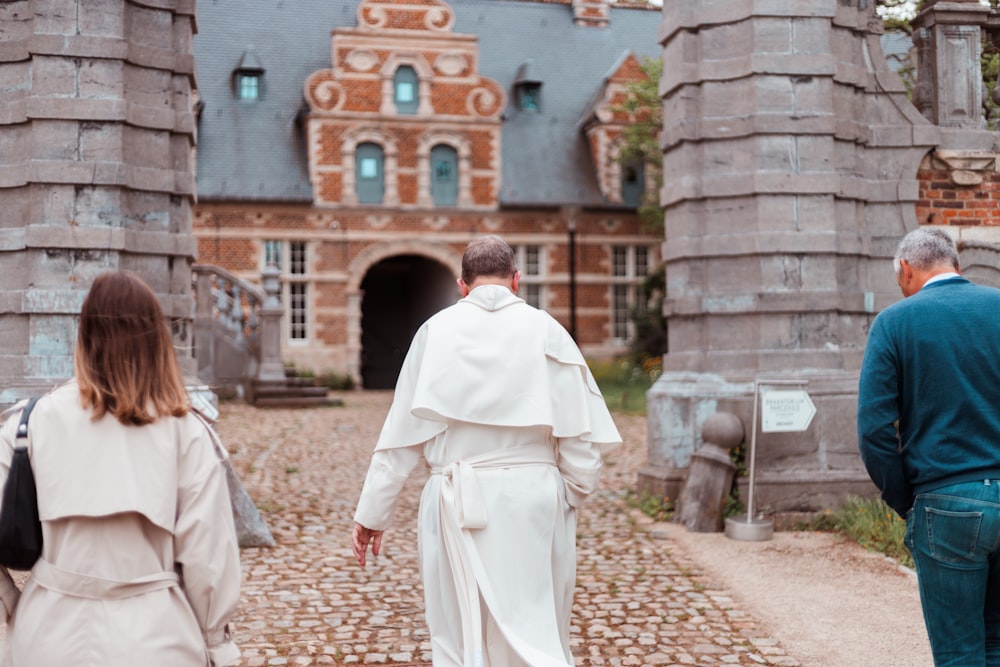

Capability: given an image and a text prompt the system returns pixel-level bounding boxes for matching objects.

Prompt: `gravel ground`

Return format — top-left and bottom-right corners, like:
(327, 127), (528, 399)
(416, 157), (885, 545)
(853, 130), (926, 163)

(214, 391), (933, 667)
(0, 391), (932, 666)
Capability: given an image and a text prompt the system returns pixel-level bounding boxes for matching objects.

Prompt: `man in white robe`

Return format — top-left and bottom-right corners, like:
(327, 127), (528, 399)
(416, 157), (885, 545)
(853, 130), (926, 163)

(353, 235), (622, 667)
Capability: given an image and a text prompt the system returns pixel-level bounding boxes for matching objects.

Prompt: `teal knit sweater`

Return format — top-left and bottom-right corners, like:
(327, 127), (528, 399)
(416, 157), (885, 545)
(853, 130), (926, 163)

(857, 277), (1000, 517)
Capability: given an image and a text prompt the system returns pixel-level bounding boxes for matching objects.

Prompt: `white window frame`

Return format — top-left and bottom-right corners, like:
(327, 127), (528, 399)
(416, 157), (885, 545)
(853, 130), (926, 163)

(238, 73), (260, 100)
(261, 240), (310, 344)
(512, 244), (545, 310)
(611, 245), (651, 341)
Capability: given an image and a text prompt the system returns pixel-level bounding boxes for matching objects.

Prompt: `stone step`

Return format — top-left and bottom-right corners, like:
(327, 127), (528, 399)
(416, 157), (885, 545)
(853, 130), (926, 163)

(251, 395), (344, 408)
(253, 384), (330, 399)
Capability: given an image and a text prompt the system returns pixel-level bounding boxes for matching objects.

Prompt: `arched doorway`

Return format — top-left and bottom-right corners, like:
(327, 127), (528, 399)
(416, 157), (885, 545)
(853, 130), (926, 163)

(360, 255), (458, 389)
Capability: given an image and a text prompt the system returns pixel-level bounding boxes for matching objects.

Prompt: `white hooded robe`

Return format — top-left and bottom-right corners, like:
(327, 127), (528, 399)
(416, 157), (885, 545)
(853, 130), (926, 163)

(354, 284), (621, 667)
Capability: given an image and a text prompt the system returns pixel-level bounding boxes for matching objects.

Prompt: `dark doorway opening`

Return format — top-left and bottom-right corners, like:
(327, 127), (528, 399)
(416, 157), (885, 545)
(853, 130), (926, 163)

(360, 255), (457, 389)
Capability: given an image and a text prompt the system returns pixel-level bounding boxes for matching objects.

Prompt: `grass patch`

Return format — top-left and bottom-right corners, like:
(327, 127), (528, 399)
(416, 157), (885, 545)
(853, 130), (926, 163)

(805, 495), (912, 569)
(625, 489), (674, 522)
(590, 357), (661, 415)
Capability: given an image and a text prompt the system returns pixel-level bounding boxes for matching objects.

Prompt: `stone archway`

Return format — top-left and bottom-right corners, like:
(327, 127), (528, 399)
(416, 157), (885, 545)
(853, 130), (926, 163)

(959, 241), (1000, 289)
(359, 254), (457, 388)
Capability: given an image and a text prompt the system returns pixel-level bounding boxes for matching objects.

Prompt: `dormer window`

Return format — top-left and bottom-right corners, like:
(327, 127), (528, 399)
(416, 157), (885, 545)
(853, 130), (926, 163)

(394, 66), (419, 114)
(238, 73), (260, 100)
(621, 157), (644, 207)
(518, 85), (540, 111)
(514, 60), (542, 112)
(234, 45), (265, 101)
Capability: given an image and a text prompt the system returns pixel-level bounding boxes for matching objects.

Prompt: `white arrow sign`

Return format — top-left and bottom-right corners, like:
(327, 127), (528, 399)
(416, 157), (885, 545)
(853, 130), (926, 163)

(761, 389), (816, 433)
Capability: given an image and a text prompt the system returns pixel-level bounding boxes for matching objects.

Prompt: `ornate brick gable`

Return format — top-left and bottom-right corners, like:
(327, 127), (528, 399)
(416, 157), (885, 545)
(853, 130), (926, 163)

(579, 51), (652, 204)
(303, 0), (504, 209)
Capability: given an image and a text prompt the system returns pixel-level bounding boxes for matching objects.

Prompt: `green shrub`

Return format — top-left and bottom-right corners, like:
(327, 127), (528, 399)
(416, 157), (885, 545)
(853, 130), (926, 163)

(315, 371), (355, 390)
(590, 357), (661, 414)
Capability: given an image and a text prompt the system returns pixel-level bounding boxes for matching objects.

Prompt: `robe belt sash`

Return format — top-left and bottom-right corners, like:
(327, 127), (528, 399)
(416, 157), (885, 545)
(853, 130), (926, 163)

(31, 559), (179, 600)
(430, 444), (559, 667)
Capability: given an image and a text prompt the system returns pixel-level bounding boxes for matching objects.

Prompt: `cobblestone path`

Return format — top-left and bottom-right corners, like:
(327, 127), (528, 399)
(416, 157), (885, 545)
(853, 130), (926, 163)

(220, 391), (799, 667)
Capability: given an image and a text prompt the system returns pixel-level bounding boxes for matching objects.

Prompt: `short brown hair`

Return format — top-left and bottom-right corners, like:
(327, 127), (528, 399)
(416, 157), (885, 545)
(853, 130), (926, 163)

(461, 235), (516, 285)
(74, 270), (189, 426)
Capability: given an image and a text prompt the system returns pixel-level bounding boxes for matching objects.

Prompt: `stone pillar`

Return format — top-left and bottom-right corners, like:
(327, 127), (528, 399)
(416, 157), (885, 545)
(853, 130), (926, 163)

(642, 1), (940, 512)
(676, 412), (741, 533)
(0, 0), (198, 403)
(257, 265), (287, 383)
(912, 0), (990, 129)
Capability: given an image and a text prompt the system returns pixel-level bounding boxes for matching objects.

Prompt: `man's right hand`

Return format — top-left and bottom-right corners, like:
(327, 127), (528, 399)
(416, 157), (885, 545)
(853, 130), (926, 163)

(352, 522), (383, 567)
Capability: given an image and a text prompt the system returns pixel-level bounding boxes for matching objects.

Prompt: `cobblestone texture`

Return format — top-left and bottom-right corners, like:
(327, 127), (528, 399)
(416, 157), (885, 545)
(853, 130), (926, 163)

(220, 391), (799, 667)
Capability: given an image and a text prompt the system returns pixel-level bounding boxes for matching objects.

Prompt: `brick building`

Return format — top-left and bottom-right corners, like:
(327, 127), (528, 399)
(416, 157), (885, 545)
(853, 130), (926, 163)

(192, 0), (663, 388)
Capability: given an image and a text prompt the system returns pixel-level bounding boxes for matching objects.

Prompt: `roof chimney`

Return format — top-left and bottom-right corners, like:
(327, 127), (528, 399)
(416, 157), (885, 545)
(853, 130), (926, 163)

(573, 0), (609, 28)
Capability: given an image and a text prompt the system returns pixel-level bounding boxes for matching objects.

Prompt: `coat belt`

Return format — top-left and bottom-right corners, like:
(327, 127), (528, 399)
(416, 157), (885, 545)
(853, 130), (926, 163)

(430, 443), (561, 667)
(31, 559), (179, 600)
(430, 444), (556, 529)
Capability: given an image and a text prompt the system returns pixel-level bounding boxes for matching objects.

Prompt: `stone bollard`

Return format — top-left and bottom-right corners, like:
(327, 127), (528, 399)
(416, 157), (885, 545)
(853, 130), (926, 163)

(676, 412), (743, 532)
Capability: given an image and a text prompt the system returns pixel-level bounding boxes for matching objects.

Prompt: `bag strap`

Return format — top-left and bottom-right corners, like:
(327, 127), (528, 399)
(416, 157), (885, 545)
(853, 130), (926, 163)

(14, 396), (41, 442)
(190, 407), (228, 463)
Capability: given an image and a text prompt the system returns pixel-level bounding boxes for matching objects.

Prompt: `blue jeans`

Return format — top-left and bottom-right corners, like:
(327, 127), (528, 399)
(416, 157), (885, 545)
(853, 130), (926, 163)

(906, 480), (1000, 666)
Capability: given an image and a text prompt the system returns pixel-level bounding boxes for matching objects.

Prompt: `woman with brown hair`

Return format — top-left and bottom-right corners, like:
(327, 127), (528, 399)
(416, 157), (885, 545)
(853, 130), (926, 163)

(0, 270), (241, 665)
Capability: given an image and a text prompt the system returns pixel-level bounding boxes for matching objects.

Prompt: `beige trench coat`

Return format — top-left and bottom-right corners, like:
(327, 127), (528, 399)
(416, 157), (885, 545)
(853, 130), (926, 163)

(0, 381), (241, 666)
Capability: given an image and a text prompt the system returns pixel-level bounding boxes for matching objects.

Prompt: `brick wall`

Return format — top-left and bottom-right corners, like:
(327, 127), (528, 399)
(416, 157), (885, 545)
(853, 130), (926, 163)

(193, 203), (660, 375)
(917, 166), (1000, 227)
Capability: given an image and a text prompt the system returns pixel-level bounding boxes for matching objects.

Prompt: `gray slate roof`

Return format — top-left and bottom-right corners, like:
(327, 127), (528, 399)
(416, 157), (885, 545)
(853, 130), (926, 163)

(193, 0), (662, 206)
(193, 3), (910, 206)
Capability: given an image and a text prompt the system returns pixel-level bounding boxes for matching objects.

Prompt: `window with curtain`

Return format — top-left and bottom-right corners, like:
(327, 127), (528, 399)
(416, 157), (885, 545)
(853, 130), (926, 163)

(430, 144), (458, 207)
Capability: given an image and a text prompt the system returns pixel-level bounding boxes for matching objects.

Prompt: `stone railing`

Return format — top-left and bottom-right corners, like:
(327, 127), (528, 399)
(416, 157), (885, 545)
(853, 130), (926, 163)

(911, 1), (1000, 131)
(191, 263), (285, 397)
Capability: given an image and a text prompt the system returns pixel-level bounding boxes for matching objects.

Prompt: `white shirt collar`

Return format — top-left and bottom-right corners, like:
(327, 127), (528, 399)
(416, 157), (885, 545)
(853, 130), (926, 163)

(922, 272), (961, 287)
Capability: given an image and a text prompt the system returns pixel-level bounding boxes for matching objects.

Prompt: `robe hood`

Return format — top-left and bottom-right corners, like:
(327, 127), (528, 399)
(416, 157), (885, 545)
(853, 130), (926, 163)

(375, 284), (622, 452)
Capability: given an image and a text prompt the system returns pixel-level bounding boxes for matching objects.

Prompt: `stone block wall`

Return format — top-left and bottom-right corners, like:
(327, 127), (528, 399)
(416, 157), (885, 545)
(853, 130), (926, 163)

(644, 0), (941, 512)
(0, 0), (198, 403)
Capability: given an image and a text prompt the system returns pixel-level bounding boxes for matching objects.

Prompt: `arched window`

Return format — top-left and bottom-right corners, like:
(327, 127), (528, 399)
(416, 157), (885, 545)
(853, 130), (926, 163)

(430, 144), (458, 207)
(621, 158), (644, 207)
(394, 66), (419, 115)
(356, 143), (385, 204)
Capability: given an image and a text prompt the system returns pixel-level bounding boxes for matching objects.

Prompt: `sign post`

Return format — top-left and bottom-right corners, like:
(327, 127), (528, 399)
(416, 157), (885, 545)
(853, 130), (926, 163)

(761, 390), (816, 433)
(725, 379), (815, 541)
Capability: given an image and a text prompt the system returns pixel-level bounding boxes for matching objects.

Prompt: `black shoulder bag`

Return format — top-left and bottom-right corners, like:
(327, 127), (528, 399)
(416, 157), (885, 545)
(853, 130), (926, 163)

(0, 396), (43, 570)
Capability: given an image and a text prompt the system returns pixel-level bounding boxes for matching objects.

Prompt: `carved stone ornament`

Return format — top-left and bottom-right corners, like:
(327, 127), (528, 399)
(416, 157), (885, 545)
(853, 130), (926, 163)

(435, 53), (467, 76)
(934, 150), (998, 172)
(305, 71), (344, 112)
(932, 150), (999, 187)
(346, 49), (379, 73)
(466, 83), (504, 118)
(952, 170), (983, 186)
(358, 0), (455, 33)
